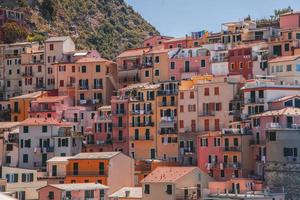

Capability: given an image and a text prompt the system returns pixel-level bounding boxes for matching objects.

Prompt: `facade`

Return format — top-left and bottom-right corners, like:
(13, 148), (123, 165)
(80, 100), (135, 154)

(0, 166), (47, 200)
(18, 118), (82, 169)
(141, 167), (212, 200)
(45, 156), (72, 184)
(38, 183), (109, 200)
(109, 187), (142, 200)
(65, 152), (134, 194)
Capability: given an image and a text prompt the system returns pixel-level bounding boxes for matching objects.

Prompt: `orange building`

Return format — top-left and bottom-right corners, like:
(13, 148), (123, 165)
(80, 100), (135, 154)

(65, 152), (134, 194)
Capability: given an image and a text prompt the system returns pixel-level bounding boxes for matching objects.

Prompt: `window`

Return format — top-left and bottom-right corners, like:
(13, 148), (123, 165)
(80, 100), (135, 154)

(204, 88), (209, 96)
(286, 64), (292, 72)
(145, 70), (150, 77)
(296, 64), (300, 72)
(214, 87), (219, 95)
(96, 65), (101, 72)
(154, 69), (159, 76)
(283, 148), (297, 157)
(269, 132), (276, 141)
(155, 56), (160, 63)
(42, 126), (47, 132)
(258, 90), (264, 98)
(6, 174), (18, 183)
(284, 43), (290, 52)
(24, 139), (31, 148)
(50, 44), (54, 51)
(200, 138), (208, 147)
(6, 156), (11, 164)
(180, 105), (184, 112)
(22, 173), (33, 182)
(85, 190), (94, 199)
(170, 62), (175, 69)
(296, 33), (300, 40)
(179, 120), (184, 128)
(81, 66), (87, 73)
(23, 154), (28, 163)
(288, 32), (292, 40)
(201, 59), (206, 67)
(190, 91), (194, 99)
(180, 92), (184, 99)
(99, 162), (105, 175)
(230, 63), (235, 70)
(239, 62), (243, 69)
(221, 170), (225, 177)
(166, 185), (172, 195)
(234, 138), (239, 146)
(144, 184), (150, 194)
(59, 80), (64, 87)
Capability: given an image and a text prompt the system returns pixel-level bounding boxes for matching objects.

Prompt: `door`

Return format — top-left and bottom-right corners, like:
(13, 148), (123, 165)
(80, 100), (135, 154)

(256, 132), (260, 144)
(73, 163), (79, 175)
(184, 61), (190, 72)
(287, 116), (293, 128)
(42, 154), (47, 167)
(224, 138), (229, 150)
(150, 148), (155, 159)
(52, 165), (57, 176)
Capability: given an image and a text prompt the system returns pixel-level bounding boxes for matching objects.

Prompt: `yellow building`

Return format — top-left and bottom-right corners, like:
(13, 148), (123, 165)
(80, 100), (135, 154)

(10, 91), (45, 122)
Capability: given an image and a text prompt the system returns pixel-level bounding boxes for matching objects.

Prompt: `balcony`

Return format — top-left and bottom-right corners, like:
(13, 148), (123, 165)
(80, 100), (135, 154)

(266, 123), (300, 130)
(79, 86), (89, 90)
(159, 101), (176, 107)
(93, 85), (103, 89)
(159, 128), (177, 135)
(160, 118), (176, 128)
(212, 56), (228, 63)
(198, 111), (215, 117)
(222, 146), (241, 152)
(179, 147), (195, 155)
(35, 84), (46, 89)
(130, 110), (153, 115)
(40, 146), (54, 153)
(130, 122), (154, 127)
(66, 170), (107, 176)
(67, 83), (75, 88)
(222, 128), (252, 135)
(246, 98), (265, 104)
(157, 90), (178, 96)
(22, 72), (34, 77)
(113, 138), (126, 143)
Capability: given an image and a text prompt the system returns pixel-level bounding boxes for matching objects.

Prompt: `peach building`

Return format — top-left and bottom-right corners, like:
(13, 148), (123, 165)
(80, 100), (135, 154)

(54, 56), (117, 107)
(9, 91), (45, 122)
(45, 156), (72, 184)
(143, 35), (173, 48)
(141, 167), (212, 200)
(156, 81), (179, 162)
(65, 152), (134, 194)
(38, 183), (109, 200)
(120, 83), (159, 160)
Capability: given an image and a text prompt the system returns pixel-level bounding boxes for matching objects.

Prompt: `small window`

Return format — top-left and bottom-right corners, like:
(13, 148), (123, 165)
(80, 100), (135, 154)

(239, 62), (243, 69)
(296, 33), (300, 40)
(81, 66), (87, 73)
(145, 70), (150, 77)
(154, 69), (159, 76)
(170, 62), (175, 69)
(204, 88), (209, 96)
(42, 126), (47, 133)
(296, 64), (300, 72)
(166, 185), (172, 195)
(49, 44), (54, 51)
(23, 154), (28, 163)
(269, 132), (276, 141)
(201, 59), (206, 67)
(144, 184), (150, 194)
(288, 32), (292, 40)
(155, 56), (160, 63)
(230, 63), (235, 70)
(214, 87), (219, 95)
(96, 65), (101, 72)
(284, 43), (290, 52)
(23, 126), (29, 133)
(286, 65), (292, 72)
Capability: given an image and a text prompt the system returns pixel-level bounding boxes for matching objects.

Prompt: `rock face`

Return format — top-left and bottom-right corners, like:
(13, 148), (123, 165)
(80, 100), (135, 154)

(0, 0), (159, 59)
(265, 162), (300, 199)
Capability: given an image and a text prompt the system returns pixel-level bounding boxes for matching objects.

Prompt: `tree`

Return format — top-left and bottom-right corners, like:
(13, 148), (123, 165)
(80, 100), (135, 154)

(39, 0), (57, 21)
(17, 0), (28, 7)
(3, 22), (28, 43)
(27, 33), (46, 43)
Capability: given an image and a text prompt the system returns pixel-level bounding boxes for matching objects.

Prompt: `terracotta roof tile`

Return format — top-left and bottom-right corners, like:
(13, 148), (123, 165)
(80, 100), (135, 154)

(20, 118), (72, 126)
(251, 107), (300, 117)
(117, 47), (150, 58)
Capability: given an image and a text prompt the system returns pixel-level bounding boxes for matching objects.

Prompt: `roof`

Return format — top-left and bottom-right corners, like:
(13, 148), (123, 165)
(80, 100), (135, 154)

(45, 36), (71, 42)
(120, 82), (160, 91)
(32, 96), (68, 103)
(117, 47), (150, 58)
(141, 167), (198, 183)
(47, 156), (73, 163)
(163, 36), (190, 43)
(270, 95), (300, 103)
(40, 183), (108, 191)
(0, 193), (17, 200)
(75, 57), (112, 63)
(70, 152), (120, 160)
(20, 118), (72, 126)
(109, 187), (142, 199)
(268, 55), (300, 63)
(0, 122), (20, 129)
(10, 91), (43, 100)
(251, 107), (300, 117)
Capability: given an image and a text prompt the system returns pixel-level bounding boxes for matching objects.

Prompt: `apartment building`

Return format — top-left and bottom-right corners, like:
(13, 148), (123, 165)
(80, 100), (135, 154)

(156, 81), (178, 162)
(141, 167), (212, 200)
(64, 152), (134, 194)
(122, 83), (159, 160)
(0, 122), (19, 167)
(268, 55), (300, 85)
(38, 183), (109, 200)
(85, 105), (113, 152)
(46, 156), (72, 184)
(44, 36), (75, 90)
(0, 166), (47, 200)
(18, 118), (82, 169)
(10, 91), (45, 122)
(54, 56), (117, 107)
(197, 128), (254, 180)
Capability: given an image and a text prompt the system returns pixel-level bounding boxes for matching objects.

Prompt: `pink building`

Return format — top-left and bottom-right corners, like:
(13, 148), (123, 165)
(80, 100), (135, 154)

(38, 183), (109, 200)
(85, 105), (113, 152)
(168, 47), (211, 80)
(29, 96), (74, 119)
(280, 11), (300, 29)
(111, 96), (129, 155)
(143, 35), (173, 47)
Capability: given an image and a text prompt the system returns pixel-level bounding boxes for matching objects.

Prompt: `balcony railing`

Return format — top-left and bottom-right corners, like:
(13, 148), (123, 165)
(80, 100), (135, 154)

(159, 128), (177, 135)
(113, 110), (126, 115)
(66, 171), (107, 176)
(113, 123), (126, 128)
(246, 98), (265, 104)
(206, 162), (241, 169)
(266, 123), (300, 129)
(22, 72), (34, 77)
(130, 122), (154, 127)
(198, 111), (215, 117)
(159, 101), (176, 107)
(222, 146), (241, 152)
(157, 90), (178, 96)
(130, 136), (154, 141)
(130, 110), (153, 115)
(79, 86), (89, 90)
(179, 147), (195, 155)
(93, 85), (103, 89)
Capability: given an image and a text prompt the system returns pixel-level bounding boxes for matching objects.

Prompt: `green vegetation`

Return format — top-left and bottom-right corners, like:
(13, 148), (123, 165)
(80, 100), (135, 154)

(3, 22), (28, 43)
(26, 32), (46, 42)
(0, 0), (159, 59)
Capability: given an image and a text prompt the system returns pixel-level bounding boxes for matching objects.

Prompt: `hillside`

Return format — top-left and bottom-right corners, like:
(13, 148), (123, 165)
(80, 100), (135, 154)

(0, 0), (159, 59)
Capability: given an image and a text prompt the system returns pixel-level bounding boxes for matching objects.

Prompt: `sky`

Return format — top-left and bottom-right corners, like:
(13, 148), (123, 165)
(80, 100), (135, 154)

(125, 0), (300, 37)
